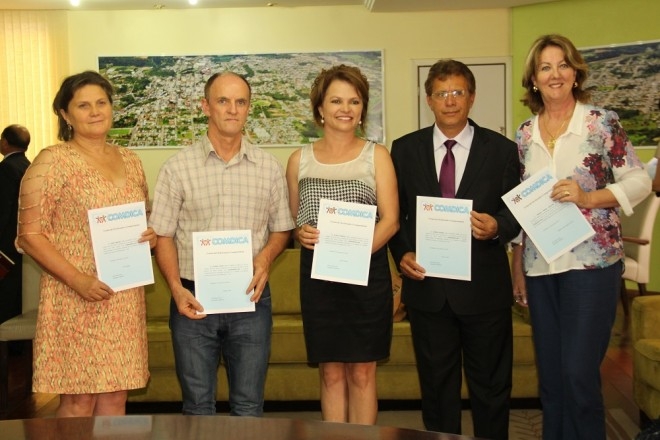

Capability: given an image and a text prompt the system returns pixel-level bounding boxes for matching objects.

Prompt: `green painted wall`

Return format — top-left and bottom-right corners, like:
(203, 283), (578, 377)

(512, 0), (660, 292)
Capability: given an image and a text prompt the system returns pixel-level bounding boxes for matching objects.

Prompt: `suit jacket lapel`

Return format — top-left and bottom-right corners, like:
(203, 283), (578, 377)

(419, 126), (441, 196)
(456, 120), (489, 198)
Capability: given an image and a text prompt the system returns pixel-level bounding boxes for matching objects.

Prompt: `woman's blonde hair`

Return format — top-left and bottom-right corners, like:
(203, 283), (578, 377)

(521, 34), (590, 114)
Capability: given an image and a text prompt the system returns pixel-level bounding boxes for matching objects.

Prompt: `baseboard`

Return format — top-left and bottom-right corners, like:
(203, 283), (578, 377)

(625, 289), (660, 297)
(126, 398), (542, 415)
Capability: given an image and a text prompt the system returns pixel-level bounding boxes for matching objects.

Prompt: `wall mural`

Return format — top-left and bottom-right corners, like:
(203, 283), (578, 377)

(98, 51), (384, 148)
(581, 40), (660, 147)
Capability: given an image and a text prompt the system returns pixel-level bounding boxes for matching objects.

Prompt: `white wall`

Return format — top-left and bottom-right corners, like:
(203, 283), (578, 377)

(66, 6), (511, 192)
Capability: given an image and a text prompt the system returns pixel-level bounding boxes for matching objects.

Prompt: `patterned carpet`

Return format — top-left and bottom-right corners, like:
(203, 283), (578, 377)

(463, 409), (639, 439)
(507, 410), (543, 439)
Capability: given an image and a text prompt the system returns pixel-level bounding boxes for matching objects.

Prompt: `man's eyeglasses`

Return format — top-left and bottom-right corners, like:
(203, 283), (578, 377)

(430, 90), (467, 101)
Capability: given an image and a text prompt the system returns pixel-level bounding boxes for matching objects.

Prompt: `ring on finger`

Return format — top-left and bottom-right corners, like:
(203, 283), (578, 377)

(564, 190), (570, 197)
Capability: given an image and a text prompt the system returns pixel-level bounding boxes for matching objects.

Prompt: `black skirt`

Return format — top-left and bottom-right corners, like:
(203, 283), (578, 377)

(300, 246), (393, 363)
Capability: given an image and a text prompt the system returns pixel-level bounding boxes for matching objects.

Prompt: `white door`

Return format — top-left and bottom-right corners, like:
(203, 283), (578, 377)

(416, 57), (511, 138)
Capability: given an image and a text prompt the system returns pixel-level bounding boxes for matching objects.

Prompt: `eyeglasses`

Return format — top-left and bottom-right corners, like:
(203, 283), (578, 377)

(430, 90), (467, 101)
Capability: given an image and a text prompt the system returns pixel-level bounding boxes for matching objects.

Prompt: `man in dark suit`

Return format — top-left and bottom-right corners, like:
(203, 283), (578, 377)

(388, 60), (520, 440)
(0, 124), (31, 325)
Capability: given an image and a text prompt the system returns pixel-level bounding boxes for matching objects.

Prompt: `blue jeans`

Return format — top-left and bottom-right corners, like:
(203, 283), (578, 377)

(526, 262), (621, 440)
(170, 281), (272, 416)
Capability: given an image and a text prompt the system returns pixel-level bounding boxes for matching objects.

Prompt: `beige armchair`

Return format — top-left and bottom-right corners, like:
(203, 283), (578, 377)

(620, 192), (660, 324)
(632, 295), (660, 424)
(0, 255), (41, 416)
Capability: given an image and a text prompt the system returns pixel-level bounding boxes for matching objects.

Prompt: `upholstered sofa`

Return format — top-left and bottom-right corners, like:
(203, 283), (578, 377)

(127, 249), (539, 404)
(632, 295), (660, 422)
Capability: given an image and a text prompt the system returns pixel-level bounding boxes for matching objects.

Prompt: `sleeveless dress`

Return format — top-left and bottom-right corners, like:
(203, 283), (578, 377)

(30, 144), (149, 394)
(296, 141), (392, 363)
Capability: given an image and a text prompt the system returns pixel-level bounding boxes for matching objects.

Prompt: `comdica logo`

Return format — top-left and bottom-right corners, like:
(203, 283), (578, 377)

(95, 209), (145, 223)
(521, 174), (552, 197)
(107, 209), (145, 221)
(421, 203), (469, 214)
(211, 236), (249, 245)
(338, 208), (374, 219)
(510, 173), (553, 204)
(199, 236), (249, 246)
(324, 205), (374, 219)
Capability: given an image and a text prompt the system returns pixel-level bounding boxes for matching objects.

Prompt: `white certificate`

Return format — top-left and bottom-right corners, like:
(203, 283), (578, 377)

(502, 167), (595, 263)
(416, 196), (473, 281)
(87, 201), (154, 292)
(311, 199), (377, 286)
(192, 230), (255, 314)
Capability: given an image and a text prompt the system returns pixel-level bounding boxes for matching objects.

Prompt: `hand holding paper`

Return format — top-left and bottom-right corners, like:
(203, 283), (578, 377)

(192, 230), (255, 314)
(470, 211), (499, 240)
(171, 284), (206, 319)
(297, 223), (320, 250)
(69, 272), (115, 302)
(311, 199), (377, 286)
(502, 167), (595, 263)
(138, 226), (158, 249)
(398, 251), (426, 280)
(416, 196), (473, 281)
(87, 201), (154, 292)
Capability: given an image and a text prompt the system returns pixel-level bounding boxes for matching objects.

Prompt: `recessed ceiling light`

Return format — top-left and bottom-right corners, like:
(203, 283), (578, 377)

(189, 0), (198, 5)
(70, 0), (81, 6)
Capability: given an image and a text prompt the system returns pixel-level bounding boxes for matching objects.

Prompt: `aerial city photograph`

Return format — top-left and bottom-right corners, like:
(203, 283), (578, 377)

(100, 41), (658, 149)
(582, 40), (659, 147)
(99, 51), (384, 148)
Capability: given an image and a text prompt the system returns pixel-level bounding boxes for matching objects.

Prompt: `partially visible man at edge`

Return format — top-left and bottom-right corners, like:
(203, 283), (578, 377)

(0, 124), (31, 327)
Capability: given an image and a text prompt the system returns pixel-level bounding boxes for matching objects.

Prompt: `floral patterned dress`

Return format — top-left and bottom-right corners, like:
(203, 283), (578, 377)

(22, 144), (149, 394)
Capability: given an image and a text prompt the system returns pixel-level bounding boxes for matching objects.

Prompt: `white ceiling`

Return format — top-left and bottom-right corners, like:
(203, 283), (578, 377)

(0, 0), (558, 12)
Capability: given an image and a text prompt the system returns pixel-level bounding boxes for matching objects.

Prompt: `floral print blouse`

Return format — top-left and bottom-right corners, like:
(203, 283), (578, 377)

(515, 102), (650, 276)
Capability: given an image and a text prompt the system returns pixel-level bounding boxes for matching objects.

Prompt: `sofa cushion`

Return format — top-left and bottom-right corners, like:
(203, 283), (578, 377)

(145, 319), (175, 368)
(512, 303), (531, 324)
(133, 250), (539, 402)
(635, 339), (660, 391)
(270, 249), (301, 315)
(632, 296), (660, 341)
(145, 260), (170, 319)
(512, 312), (536, 365)
(270, 314), (307, 363)
(386, 321), (415, 365)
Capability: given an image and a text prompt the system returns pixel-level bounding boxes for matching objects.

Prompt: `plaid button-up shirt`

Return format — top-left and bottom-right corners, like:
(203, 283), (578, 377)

(150, 135), (294, 280)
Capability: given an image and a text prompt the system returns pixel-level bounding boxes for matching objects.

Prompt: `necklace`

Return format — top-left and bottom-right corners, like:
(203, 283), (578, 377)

(543, 111), (572, 150)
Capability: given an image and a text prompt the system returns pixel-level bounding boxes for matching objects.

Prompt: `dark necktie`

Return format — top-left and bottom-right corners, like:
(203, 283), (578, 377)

(439, 139), (457, 198)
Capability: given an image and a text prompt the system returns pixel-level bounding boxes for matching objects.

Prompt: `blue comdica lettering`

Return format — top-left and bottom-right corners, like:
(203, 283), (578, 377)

(434, 204), (469, 214)
(211, 236), (249, 245)
(337, 208), (374, 219)
(521, 174), (552, 197)
(108, 209), (144, 221)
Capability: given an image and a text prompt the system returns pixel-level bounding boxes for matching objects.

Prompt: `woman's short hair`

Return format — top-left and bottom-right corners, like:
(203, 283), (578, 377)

(424, 59), (476, 97)
(52, 70), (114, 141)
(521, 34), (591, 114)
(309, 64), (369, 130)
